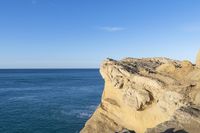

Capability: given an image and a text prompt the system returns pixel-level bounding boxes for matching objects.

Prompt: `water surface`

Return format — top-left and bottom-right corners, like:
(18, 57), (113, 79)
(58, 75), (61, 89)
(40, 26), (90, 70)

(0, 69), (103, 133)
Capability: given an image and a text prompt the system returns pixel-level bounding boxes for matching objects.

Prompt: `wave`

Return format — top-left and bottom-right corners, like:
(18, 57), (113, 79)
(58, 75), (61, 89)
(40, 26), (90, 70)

(8, 96), (37, 101)
(60, 105), (98, 119)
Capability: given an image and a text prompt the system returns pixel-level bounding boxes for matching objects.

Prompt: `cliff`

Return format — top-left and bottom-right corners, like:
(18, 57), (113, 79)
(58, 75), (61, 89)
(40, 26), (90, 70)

(196, 49), (200, 68)
(81, 51), (200, 133)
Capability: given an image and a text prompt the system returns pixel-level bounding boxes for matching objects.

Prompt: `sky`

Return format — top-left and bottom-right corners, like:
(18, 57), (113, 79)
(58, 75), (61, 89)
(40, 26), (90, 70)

(0, 0), (200, 68)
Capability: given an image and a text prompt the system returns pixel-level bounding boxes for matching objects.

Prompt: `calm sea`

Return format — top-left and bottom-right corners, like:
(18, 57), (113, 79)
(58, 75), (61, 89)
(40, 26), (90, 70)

(0, 69), (104, 133)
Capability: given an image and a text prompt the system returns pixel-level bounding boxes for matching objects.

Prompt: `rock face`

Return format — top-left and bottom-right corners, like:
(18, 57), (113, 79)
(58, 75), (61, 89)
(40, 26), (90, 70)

(81, 55), (200, 133)
(196, 49), (200, 68)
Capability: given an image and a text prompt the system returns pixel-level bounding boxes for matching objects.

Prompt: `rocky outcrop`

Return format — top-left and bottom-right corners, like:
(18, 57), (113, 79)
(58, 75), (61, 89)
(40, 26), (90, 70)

(196, 49), (200, 68)
(145, 106), (200, 133)
(81, 52), (200, 133)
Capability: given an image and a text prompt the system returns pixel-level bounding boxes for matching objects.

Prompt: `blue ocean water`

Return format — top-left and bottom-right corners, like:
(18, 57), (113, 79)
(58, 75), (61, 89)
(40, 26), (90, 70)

(0, 69), (104, 133)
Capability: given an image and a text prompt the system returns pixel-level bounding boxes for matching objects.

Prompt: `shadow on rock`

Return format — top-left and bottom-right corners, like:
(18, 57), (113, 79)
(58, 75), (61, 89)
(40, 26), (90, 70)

(162, 128), (188, 133)
(115, 129), (136, 133)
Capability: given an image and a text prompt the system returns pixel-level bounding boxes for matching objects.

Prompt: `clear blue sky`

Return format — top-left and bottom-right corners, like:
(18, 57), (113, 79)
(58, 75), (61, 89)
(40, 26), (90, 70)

(0, 0), (200, 68)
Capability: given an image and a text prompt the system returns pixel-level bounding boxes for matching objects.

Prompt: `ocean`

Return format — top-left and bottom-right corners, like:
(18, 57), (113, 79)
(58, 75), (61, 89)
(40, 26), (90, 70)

(0, 69), (104, 133)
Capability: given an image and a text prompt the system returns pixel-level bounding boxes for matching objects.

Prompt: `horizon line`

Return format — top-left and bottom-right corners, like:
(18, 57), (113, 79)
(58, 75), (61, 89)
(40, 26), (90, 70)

(0, 68), (99, 69)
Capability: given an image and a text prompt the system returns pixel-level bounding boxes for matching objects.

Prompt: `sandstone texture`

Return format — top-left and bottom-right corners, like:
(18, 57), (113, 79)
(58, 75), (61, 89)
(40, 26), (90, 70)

(196, 49), (200, 68)
(81, 53), (200, 133)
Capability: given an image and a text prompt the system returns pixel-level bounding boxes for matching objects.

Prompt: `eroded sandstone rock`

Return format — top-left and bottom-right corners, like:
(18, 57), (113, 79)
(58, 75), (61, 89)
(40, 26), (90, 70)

(145, 106), (200, 133)
(81, 55), (200, 133)
(196, 50), (200, 68)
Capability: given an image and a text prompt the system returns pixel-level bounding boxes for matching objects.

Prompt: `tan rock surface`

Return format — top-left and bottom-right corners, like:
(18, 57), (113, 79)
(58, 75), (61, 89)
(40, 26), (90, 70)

(81, 56), (200, 133)
(196, 49), (200, 68)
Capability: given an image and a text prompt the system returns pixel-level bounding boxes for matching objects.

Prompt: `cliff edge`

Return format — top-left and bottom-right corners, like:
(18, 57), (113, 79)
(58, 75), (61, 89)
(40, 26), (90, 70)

(81, 51), (200, 133)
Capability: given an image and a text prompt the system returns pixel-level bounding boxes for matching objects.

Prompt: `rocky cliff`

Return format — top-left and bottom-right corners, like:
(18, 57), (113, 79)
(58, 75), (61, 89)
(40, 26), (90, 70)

(81, 51), (200, 133)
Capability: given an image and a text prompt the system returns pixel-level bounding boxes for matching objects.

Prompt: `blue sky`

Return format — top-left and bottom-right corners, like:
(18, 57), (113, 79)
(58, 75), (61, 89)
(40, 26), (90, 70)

(0, 0), (200, 68)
